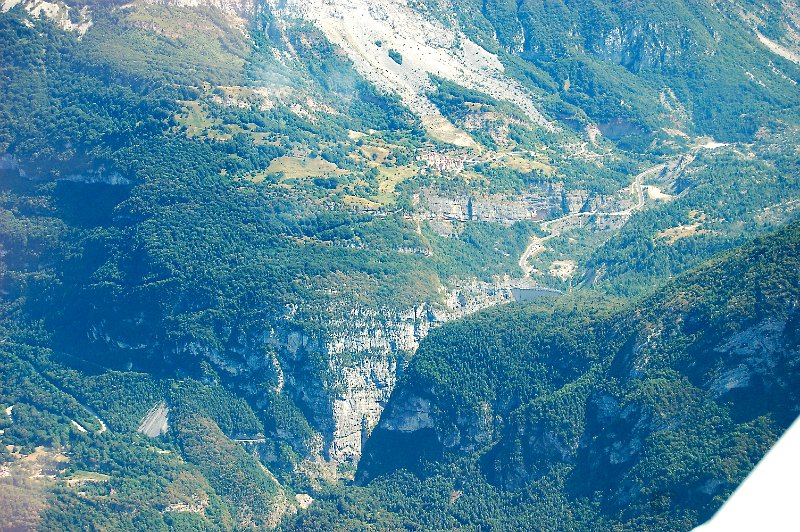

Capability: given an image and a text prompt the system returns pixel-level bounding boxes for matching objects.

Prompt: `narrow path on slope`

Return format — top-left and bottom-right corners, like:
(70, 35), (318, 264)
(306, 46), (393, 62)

(12, 348), (112, 435)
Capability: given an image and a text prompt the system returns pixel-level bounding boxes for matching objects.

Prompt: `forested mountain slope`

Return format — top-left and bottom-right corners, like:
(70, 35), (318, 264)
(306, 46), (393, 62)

(352, 222), (800, 529)
(0, 0), (798, 528)
(453, 0), (800, 141)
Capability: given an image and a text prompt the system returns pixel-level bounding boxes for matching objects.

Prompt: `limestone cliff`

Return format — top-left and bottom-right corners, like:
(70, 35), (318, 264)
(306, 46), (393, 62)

(85, 269), (554, 465)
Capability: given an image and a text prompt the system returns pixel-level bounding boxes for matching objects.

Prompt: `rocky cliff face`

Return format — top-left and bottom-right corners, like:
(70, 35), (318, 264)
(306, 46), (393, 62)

(590, 22), (703, 72)
(270, 287), (534, 463)
(196, 276), (561, 464)
(194, 305), (435, 463)
(88, 286), (522, 464)
(303, 305), (434, 463)
(2, 0), (92, 35)
(329, 356), (398, 462)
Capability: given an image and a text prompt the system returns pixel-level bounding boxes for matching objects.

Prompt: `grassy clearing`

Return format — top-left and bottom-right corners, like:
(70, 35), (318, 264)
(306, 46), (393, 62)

(495, 153), (555, 176)
(657, 223), (708, 244)
(342, 195), (382, 209)
(376, 165), (416, 205)
(267, 156), (342, 180)
(174, 100), (216, 137)
(360, 145), (392, 164)
(244, 155), (344, 185)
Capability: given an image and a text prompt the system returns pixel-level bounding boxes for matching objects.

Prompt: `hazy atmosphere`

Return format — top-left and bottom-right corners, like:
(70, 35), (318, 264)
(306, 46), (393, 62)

(1, 0), (798, 529)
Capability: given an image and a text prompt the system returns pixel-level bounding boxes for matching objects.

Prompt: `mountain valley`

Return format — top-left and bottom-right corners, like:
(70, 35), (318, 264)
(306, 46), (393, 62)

(1, 0), (799, 529)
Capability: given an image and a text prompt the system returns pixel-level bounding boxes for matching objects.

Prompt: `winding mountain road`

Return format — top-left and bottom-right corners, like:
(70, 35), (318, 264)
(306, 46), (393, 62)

(518, 159), (669, 277)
